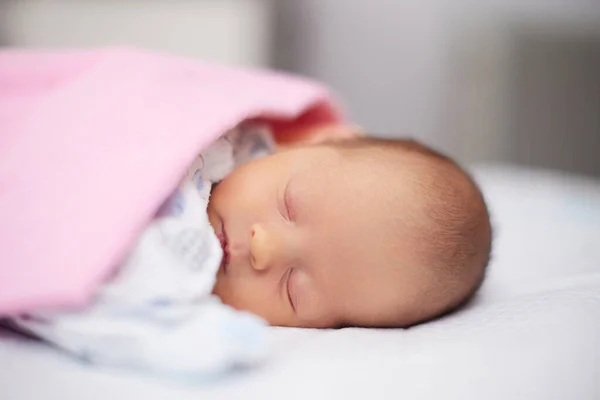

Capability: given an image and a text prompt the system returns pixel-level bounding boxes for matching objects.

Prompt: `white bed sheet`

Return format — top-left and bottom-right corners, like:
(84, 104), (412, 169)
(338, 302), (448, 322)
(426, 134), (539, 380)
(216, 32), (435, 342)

(2, 165), (600, 400)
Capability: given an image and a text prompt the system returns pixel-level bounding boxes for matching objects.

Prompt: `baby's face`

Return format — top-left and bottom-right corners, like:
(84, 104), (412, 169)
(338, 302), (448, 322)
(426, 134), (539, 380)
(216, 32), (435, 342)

(208, 145), (424, 328)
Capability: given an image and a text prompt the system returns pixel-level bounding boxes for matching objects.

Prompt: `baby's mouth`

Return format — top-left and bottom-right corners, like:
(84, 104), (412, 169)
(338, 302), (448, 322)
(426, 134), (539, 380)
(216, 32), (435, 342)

(218, 226), (229, 273)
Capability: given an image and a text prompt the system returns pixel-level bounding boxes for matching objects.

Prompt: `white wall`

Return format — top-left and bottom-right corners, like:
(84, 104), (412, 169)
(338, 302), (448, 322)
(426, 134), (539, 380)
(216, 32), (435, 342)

(275, 0), (455, 151)
(274, 0), (600, 174)
(0, 0), (273, 67)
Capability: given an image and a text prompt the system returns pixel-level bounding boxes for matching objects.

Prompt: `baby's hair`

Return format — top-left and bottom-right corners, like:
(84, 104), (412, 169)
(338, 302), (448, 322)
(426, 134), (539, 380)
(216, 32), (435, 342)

(322, 136), (492, 326)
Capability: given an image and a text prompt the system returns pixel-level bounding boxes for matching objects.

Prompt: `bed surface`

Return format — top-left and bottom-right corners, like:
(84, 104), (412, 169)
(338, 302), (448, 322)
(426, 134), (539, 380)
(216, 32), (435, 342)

(2, 165), (600, 400)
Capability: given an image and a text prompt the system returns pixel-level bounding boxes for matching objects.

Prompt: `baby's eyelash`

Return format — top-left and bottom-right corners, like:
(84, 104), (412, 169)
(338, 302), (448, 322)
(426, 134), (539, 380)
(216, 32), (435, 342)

(286, 268), (296, 312)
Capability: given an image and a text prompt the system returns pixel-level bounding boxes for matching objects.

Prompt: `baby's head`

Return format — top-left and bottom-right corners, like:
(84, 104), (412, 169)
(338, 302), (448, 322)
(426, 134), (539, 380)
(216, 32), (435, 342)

(208, 132), (491, 328)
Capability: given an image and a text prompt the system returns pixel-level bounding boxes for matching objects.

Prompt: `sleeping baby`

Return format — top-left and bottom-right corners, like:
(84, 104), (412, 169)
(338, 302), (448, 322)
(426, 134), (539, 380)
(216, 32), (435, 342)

(210, 123), (492, 328)
(10, 120), (491, 374)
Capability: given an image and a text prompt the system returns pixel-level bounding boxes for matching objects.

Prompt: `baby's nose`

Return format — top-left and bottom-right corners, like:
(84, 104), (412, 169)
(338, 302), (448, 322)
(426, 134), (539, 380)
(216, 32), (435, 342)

(249, 224), (284, 271)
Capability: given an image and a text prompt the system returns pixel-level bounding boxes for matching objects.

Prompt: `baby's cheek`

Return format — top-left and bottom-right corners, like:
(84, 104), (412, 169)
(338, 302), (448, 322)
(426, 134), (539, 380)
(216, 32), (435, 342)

(213, 276), (259, 310)
(292, 270), (320, 318)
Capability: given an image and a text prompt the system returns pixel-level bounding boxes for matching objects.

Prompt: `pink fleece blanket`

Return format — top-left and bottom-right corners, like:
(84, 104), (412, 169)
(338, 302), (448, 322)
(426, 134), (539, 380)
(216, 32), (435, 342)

(0, 48), (342, 315)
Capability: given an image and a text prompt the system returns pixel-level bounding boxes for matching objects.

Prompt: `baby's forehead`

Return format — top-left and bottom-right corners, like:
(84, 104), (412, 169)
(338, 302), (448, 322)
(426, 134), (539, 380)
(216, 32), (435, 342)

(291, 146), (425, 221)
(299, 159), (417, 255)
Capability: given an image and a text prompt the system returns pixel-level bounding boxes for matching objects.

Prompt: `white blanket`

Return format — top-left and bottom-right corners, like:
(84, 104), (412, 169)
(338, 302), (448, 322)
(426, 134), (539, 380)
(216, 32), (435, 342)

(11, 124), (276, 376)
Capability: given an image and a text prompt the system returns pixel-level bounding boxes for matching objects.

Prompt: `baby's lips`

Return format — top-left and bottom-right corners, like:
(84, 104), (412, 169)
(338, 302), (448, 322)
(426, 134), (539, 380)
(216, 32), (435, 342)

(217, 232), (230, 274)
(217, 228), (229, 255)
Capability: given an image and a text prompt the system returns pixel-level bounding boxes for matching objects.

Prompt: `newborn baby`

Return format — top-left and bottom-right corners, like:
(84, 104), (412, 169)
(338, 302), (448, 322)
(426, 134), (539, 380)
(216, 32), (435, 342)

(8, 121), (490, 375)
(209, 124), (492, 328)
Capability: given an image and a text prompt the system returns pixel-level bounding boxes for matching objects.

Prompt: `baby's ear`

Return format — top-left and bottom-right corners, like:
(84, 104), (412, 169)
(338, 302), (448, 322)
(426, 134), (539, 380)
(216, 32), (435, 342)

(274, 123), (364, 149)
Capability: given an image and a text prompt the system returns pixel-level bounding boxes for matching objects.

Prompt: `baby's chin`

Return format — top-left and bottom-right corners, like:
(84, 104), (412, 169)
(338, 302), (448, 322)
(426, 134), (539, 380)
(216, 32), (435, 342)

(211, 275), (227, 301)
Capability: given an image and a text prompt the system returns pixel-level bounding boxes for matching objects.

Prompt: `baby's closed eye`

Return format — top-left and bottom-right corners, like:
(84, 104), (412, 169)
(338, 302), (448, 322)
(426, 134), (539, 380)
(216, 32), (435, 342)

(279, 180), (295, 222)
(287, 268), (299, 312)
(280, 268), (296, 313)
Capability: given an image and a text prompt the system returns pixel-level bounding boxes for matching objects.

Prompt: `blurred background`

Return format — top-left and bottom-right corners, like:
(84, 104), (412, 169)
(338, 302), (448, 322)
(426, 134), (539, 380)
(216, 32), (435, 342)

(1, 0), (598, 176)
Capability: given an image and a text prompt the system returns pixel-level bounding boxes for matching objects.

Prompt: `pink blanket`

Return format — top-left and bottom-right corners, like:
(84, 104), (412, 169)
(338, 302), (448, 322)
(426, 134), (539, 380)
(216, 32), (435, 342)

(0, 48), (342, 315)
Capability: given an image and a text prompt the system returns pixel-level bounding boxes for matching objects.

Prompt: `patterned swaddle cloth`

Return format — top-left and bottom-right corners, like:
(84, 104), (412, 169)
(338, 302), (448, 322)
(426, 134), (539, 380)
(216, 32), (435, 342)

(12, 123), (276, 376)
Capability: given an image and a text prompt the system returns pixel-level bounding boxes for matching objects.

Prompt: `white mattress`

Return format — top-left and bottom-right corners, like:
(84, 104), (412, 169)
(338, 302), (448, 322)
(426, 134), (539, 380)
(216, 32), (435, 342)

(2, 165), (600, 400)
